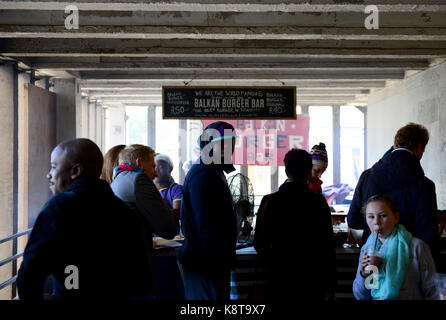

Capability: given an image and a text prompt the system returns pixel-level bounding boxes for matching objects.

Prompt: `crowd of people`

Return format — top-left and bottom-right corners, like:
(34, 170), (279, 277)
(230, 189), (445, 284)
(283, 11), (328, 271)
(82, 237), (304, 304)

(16, 120), (442, 301)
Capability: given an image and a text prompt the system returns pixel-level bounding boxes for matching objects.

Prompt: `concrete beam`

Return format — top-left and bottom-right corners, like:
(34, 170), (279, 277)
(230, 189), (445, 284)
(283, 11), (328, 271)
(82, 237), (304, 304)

(79, 80), (387, 89)
(31, 65), (429, 72)
(84, 88), (370, 97)
(2, 0), (446, 7)
(28, 57), (431, 70)
(2, 26), (446, 41)
(76, 70), (405, 80)
(3, 39), (446, 58)
(0, 7), (445, 28)
(1, 2), (445, 12)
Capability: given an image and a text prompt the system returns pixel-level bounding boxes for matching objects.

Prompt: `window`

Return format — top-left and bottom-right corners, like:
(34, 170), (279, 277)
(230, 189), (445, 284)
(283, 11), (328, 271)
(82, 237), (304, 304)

(155, 106), (180, 182)
(340, 106), (364, 189)
(125, 106), (148, 145)
(309, 106), (333, 186)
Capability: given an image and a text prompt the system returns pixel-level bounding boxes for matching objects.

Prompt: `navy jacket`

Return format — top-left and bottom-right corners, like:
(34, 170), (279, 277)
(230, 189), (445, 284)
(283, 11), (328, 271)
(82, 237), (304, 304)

(177, 160), (237, 272)
(347, 150), (439, 262)
(17, 178), (153, 300)
(254, 181), (336, 300)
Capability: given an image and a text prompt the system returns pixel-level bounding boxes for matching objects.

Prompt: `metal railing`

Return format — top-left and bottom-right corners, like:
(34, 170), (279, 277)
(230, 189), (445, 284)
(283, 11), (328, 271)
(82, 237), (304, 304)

(0, 228), (32, 295)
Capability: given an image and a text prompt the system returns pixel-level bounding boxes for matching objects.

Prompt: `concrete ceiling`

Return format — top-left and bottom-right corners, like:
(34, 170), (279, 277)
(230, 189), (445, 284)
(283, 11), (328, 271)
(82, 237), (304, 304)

(1, 0), (446, 107)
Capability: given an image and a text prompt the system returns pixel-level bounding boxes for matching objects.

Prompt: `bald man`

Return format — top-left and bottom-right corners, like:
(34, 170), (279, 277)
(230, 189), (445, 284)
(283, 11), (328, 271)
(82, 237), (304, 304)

(17, 138), (153, 300)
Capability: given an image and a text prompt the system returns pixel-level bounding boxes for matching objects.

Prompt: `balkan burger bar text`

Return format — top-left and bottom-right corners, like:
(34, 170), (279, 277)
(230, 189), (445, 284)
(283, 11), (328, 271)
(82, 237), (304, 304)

(202, 117), (309, 166)
(162, 86), (296, 119)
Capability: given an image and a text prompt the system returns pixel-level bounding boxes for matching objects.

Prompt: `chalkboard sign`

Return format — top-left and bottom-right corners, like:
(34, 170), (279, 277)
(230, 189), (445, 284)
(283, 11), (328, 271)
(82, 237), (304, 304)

(162, 86), (296, 120)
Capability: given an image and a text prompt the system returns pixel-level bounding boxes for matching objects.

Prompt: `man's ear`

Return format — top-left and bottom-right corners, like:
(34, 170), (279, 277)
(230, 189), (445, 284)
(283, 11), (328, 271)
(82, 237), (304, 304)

(135, 157), (142, 168)
(70, 163), (83, 180)
(413, 143), (425, 160)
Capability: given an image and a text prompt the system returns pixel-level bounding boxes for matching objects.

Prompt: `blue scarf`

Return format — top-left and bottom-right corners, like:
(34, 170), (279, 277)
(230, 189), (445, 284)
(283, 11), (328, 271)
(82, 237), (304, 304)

(364, 224), (412, 300)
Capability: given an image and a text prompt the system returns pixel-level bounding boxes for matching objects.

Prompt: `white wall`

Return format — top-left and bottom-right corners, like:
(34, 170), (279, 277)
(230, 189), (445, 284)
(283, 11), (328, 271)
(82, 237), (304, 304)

(367, 62), (446, 208)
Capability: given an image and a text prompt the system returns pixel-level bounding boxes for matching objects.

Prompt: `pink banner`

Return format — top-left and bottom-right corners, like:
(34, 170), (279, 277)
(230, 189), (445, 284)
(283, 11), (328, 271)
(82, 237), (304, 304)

(202, 116), (310, 166)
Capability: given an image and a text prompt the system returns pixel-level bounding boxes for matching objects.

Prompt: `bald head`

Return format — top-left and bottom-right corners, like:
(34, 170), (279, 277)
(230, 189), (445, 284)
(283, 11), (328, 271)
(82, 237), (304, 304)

(47, 139), (103, 195)
(57, 139), (103, 177)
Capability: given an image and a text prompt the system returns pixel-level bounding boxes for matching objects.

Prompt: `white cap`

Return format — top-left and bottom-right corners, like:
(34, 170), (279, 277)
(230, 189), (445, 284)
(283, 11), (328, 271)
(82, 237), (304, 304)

(155, 154), (174, 170)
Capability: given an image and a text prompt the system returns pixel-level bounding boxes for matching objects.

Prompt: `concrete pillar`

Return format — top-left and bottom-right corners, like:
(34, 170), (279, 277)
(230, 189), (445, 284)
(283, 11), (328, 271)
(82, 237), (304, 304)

(16, 72), (31, 288)
(188, 120), (202, 162)
(96, 104), (104, 152)
(104, 105), (126, 153)
(271, 166), (278, 193)
(78, 97), (89, 139)
(356, 106), (368, 170)
(333, 105), (341, 186)
(0, 64), (16, 299)
(88, 100), (96, 142)
(147, 105), (156, 149)
(51, 78), (80, 144)
(178, 120), (187, 184)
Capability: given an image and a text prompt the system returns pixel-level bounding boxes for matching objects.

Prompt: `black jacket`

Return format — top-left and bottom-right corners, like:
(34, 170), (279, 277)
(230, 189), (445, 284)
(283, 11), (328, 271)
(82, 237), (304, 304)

(178, 161), (237, 272)
(254, 181), (336, 300)
(17, 178), (153, 300)
(347, 150), (439, 261)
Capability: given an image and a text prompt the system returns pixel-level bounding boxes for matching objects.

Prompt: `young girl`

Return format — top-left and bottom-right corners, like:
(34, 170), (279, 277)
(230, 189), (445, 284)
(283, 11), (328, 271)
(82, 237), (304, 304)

(353, 194), (439, 300)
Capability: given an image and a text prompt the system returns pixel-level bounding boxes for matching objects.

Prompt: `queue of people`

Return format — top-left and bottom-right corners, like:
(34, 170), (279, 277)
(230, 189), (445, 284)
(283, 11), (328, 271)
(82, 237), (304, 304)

(16, 120), (443, 301)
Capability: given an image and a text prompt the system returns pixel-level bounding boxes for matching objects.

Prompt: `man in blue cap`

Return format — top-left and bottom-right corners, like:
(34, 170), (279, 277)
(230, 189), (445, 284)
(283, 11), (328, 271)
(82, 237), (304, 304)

(177, 121), (237, 300)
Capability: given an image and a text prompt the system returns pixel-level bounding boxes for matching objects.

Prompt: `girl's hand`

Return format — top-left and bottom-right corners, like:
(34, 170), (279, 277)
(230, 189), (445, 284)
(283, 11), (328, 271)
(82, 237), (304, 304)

(368, 255), (383, 268)
(360, 253), (383, 277)
(360, 252), (370, 277)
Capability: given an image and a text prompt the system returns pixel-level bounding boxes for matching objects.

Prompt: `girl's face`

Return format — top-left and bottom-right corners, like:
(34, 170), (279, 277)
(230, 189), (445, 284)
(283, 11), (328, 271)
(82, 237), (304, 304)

(311, 164), (326, 182)
(365, 201), (400, 239)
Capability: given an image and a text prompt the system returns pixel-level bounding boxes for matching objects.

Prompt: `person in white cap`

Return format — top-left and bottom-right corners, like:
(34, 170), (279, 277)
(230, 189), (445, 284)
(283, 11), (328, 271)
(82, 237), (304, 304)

(154, 154), (183, 220)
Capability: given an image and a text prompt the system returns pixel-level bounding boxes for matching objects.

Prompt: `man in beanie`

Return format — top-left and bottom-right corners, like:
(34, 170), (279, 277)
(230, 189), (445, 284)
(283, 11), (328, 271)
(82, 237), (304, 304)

(177, 121), (237, 300)
(309, 142), (328, 194)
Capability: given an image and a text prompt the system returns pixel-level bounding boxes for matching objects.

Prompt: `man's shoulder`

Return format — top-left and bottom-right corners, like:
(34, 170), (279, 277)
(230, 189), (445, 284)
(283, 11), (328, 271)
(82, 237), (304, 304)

(186, 163), (218, 183)
(420, 176), (435, 187)
(114, 170), (142, 182)
(111, 170), (143, 190)
(273, 186), (327, 207)
(42, 192), (75, 210)
(37, 192), (79, 222)
(171, 182), (183, 192)
(410, 237), (432, 257)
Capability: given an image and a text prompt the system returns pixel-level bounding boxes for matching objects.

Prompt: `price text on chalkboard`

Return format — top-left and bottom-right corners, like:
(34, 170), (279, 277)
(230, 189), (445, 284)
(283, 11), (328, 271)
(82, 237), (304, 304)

(162, 86), (296, 120)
